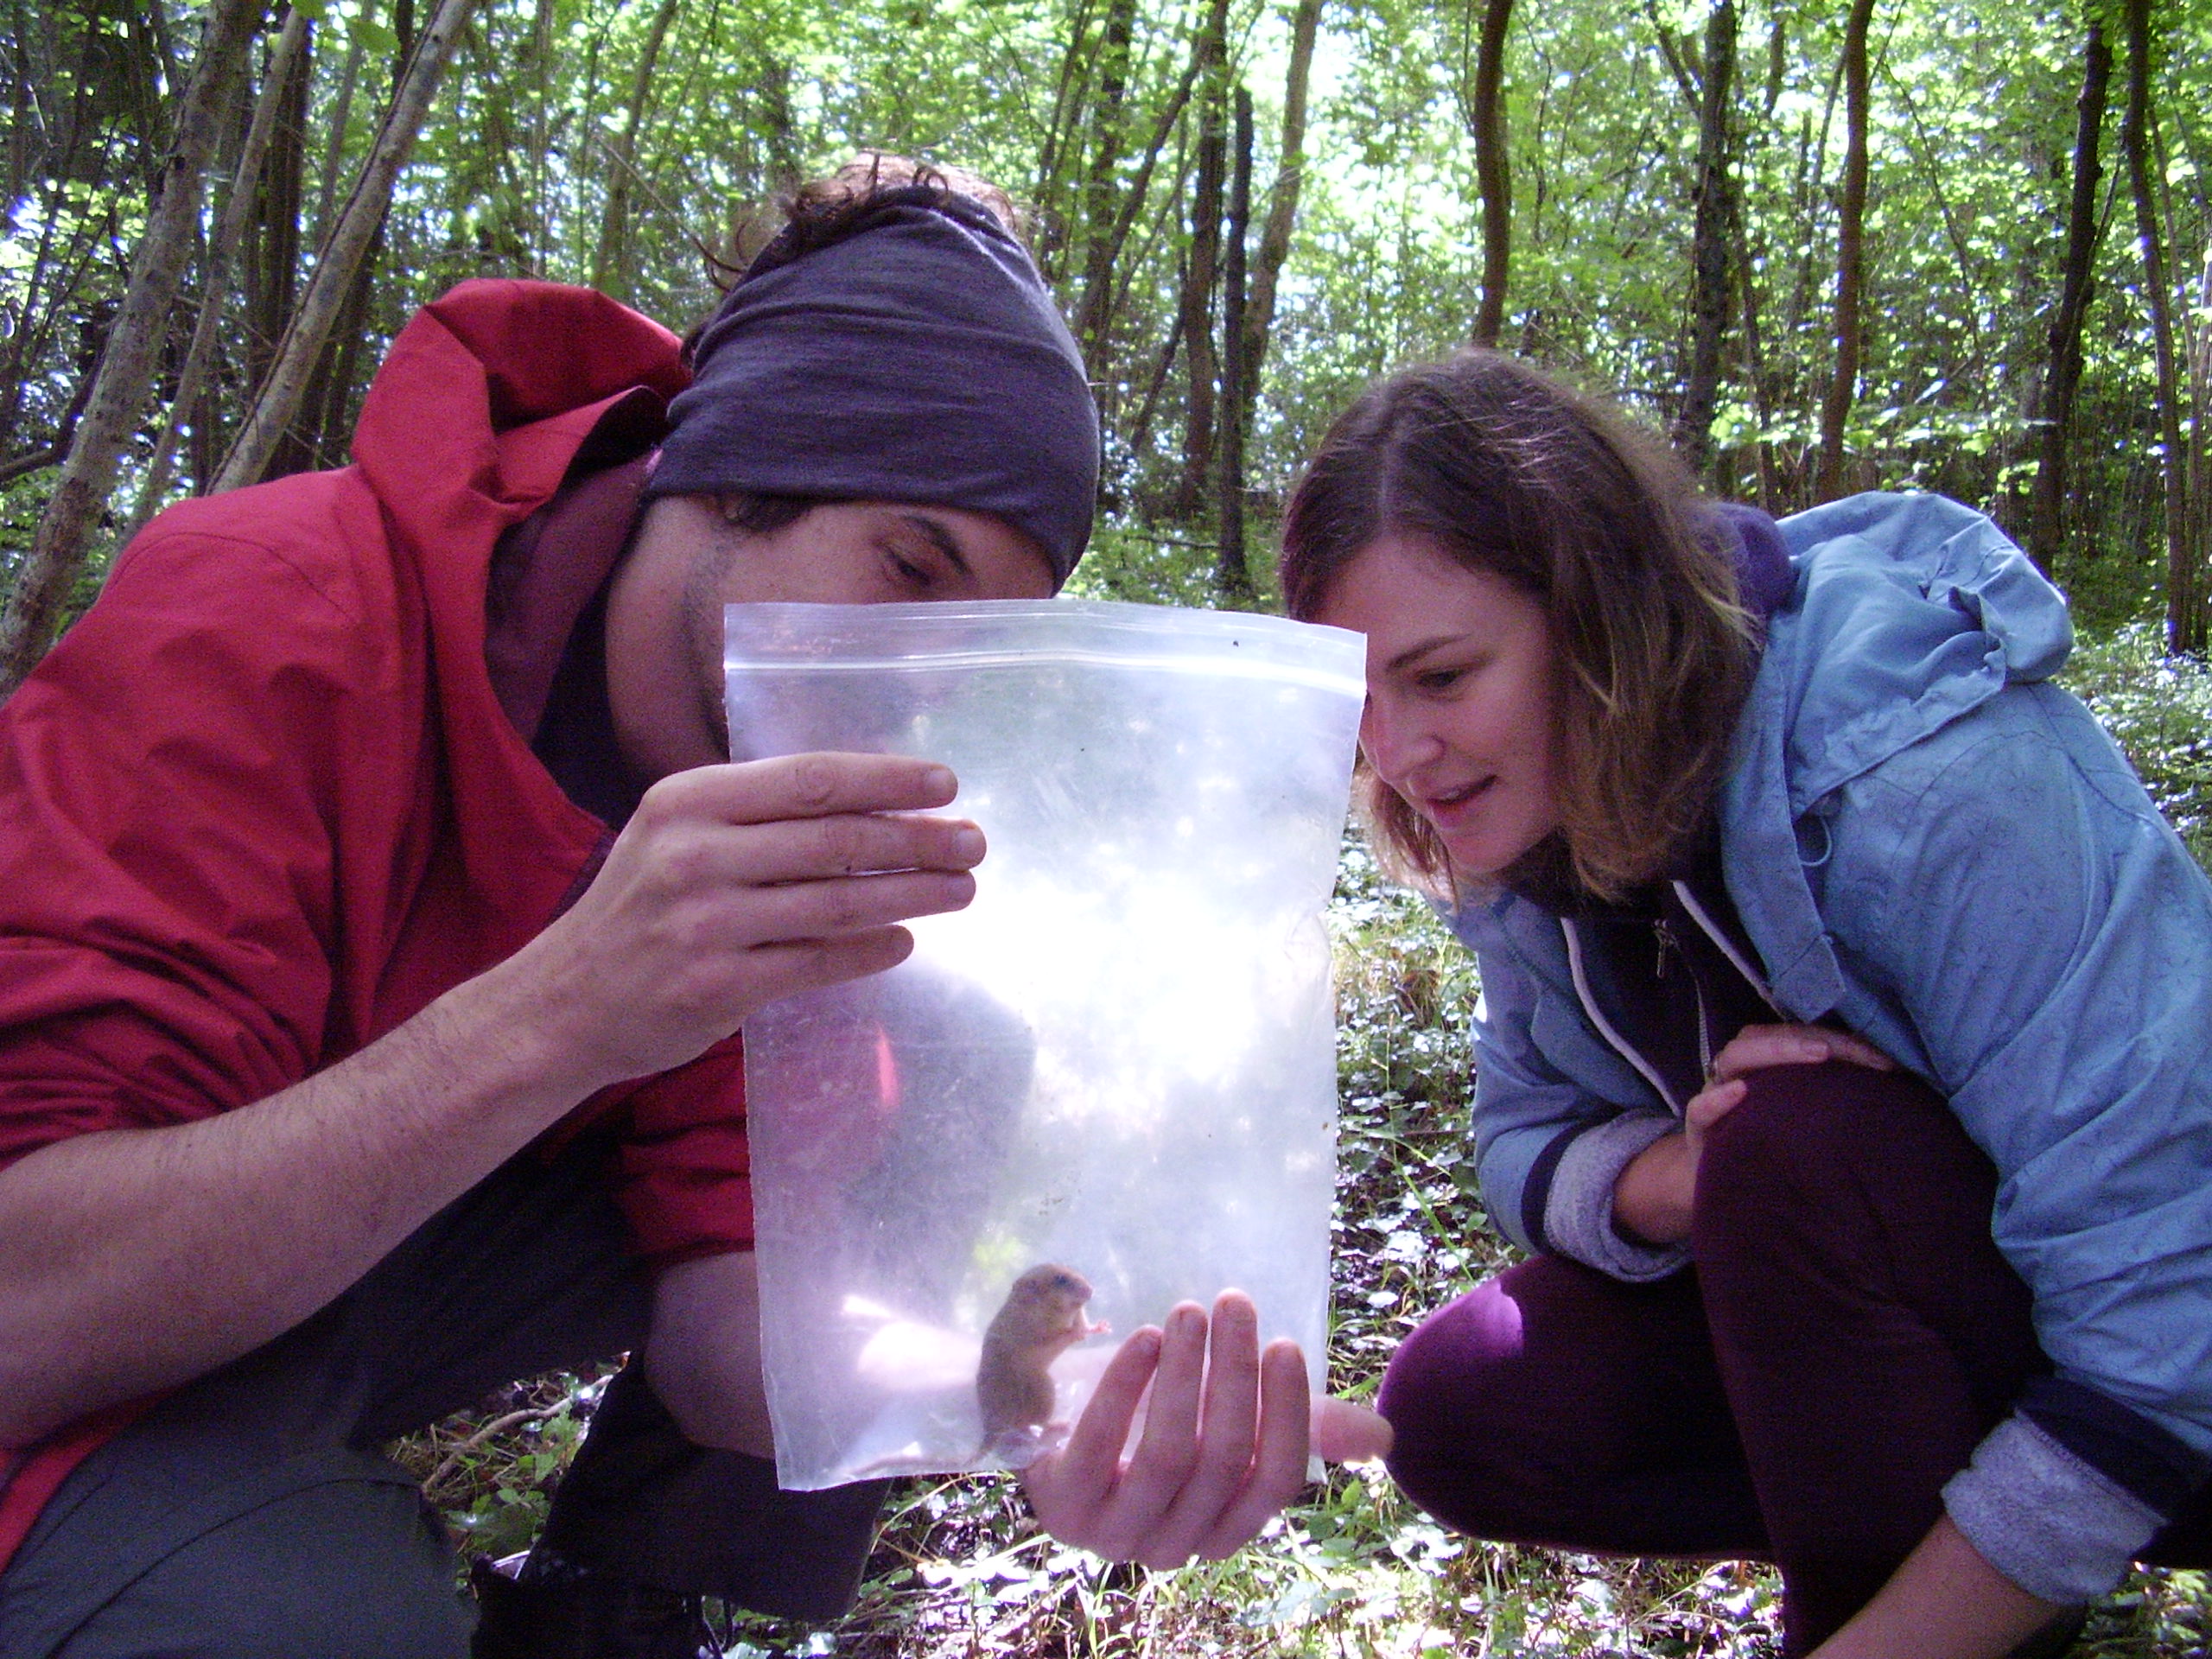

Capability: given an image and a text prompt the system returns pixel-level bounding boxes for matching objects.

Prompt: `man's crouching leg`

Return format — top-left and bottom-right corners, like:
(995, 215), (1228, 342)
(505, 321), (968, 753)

(0, 1444), (472, 1659)
(472, 1364), (891, 1656)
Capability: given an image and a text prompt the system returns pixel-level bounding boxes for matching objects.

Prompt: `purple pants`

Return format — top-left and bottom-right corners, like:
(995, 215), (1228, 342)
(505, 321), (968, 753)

(1377, 1061), (2212, 1654)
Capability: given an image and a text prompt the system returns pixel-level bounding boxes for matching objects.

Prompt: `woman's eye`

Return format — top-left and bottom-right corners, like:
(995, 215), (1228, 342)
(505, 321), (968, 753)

(1414, 666), (1465, 693)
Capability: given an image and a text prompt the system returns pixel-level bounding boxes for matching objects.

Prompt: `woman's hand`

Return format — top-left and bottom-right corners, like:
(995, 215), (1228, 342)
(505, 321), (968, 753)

(1615, 1024), (1897, 1246)
(1020, 1290), (1392, 1567)
(1701, 1021), (1894, 1090)
(1690, 1020), (1894, 1143)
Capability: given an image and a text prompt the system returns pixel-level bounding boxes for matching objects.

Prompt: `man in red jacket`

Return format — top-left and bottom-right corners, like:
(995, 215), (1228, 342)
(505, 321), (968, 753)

(0, 164), (1347, 1659)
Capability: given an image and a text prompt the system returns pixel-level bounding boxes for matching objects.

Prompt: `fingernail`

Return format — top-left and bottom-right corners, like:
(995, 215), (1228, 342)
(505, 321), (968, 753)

(922, 764), (957, 797)
(952, 827), (985, 864)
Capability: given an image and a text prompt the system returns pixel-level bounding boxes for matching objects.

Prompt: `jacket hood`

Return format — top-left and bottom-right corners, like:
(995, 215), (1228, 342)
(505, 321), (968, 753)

(1758, 491), (2072, 814)
(348, 279), (689, 920)
(354, 279), (688, 565)
(1718, 491), (2071, 1017)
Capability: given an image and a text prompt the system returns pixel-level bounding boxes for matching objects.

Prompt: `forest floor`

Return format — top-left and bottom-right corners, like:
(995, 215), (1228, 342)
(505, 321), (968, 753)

(393, 622), (2212, 1657)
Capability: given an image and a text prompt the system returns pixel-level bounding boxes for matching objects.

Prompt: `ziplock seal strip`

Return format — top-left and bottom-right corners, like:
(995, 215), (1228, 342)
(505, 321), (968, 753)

(722, 645), (1364, 696)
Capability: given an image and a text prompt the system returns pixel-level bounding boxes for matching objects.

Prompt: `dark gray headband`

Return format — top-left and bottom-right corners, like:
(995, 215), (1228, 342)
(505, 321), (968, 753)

(647, 189), (1101, 585)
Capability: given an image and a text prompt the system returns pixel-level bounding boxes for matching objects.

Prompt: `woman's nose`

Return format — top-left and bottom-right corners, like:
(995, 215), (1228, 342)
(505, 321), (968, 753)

(1361, 695), (1441, 783)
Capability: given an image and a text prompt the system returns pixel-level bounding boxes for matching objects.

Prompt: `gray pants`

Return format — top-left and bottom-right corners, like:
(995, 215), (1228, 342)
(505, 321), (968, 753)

(0, 1133), (887, 1659)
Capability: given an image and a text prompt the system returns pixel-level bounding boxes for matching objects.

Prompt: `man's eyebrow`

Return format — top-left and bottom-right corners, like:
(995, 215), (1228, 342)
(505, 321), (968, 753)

(900, 513), (973, 580)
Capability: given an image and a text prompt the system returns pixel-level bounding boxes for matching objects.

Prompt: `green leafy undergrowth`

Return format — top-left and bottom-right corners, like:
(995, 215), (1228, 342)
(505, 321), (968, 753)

(390, 1364), (620, 1568)
(2058, 622), (2212, 868)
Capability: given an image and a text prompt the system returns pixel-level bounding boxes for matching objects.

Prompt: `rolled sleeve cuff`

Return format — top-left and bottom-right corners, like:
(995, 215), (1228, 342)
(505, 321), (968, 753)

(1541, 1112), (1688, 1282)
(1944, 1412), (2164, 1605)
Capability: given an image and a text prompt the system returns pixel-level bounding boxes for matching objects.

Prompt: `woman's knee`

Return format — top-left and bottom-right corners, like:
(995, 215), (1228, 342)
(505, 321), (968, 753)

(1379, 1277), (1535, 1529)
(1699, 1059), (1951, 1217)
(1379, 1258), (1703, 1526)
(1694, 1057), (2002, 1298)
(1379, 1256), (1747, 1552)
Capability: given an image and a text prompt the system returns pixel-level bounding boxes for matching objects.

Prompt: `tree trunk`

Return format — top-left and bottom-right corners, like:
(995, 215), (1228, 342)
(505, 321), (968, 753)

(213, 0), (474, 495)
(590, 0), (681, 299)
(137, 0), (180, 111)
(1762, 5), (1786, 115)
(1216, 86), (1254, 603)
(0, 322), (104, 488)
(521, 0), (556, 271)
(1732, 188), (1777, 510)
(125, 5), (312, 543)
(311, 0), (375, 245)
(1815, 0), (1873, 502)
(0, 194), (70, 467)
(1673, 0), (1737, 475)
(306, 221), (385, 468)
(0, 0), (124, 467)
(2118, 0), (2197, 653)
(1128, 281), (1183, 467)
(1238, 0), (1320, 390)
(258, 16), (321, 478)
(755, 55), (802, 189)
(2028, 13), (2111, 576)
(1035, 0), (1101, 283)
(243, 11), (308, 409)
(1072, 0), (1137, 377)
(2189, 240), (2212, 646)
(1071, 46), (1202, 385)
(1108, 133), (1199, 355)
(1467, 0), (1515, 345)
(121, 2), (175, 168)
(0, 0), (262, 699)
(1172, 0), (1230, 521)
(3, 0), (30, 215)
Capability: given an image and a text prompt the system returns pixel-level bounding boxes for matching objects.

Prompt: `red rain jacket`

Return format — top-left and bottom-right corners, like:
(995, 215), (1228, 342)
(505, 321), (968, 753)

(0, 280), (760, 1570)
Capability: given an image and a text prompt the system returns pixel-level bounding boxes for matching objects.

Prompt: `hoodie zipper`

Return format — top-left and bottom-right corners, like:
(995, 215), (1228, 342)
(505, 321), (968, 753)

(1669, 880), (1787, 1018)
(1563, 887), (1785, 1116)
(1653, 917), (1716, 1088)
(1561, 917), (1684, 1116)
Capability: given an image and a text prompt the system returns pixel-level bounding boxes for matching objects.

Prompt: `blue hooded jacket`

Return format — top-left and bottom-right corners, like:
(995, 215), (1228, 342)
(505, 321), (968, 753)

(1446, 492), (2212, 1602)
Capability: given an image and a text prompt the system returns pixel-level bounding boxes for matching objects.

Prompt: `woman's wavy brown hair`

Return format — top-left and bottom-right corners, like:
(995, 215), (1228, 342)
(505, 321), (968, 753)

(1280, 349), (1756, 904)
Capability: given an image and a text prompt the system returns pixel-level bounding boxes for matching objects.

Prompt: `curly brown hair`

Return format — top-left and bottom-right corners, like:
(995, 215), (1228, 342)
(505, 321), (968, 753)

(696, 152), (1027, 317)
(1280, 349), (1756, 903)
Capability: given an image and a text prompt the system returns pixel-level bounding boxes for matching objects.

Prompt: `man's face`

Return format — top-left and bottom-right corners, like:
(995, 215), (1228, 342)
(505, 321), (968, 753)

(606, 494), (1059, 782)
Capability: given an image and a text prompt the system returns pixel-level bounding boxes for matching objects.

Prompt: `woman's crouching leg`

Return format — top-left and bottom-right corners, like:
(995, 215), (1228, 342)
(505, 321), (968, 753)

(1379, 1253), (1768, 1560)
(1693, 1059), (2046, 1653)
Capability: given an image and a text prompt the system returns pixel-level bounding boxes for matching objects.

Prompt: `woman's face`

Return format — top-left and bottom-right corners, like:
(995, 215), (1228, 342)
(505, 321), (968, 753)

(1316, 530), (1562, 881)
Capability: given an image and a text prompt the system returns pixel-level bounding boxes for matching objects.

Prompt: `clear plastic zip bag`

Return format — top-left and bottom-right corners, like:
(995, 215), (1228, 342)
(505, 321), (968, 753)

(725, 600), (1363, 1488)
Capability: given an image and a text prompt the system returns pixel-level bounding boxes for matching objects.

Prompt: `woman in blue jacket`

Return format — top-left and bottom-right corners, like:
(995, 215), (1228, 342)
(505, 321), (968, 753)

(1281, 350), (2212, 1658)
